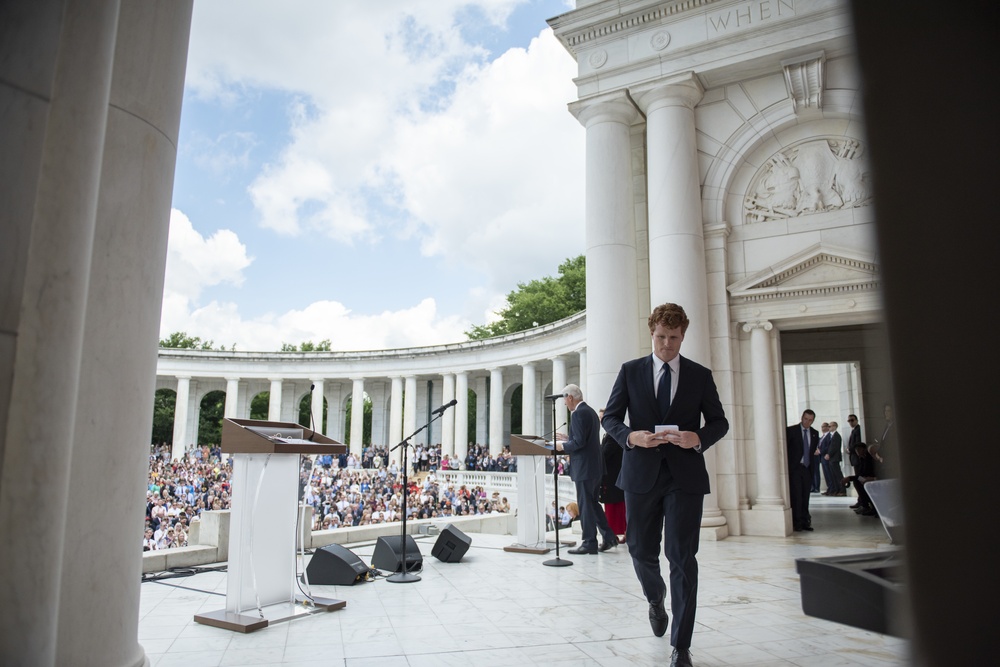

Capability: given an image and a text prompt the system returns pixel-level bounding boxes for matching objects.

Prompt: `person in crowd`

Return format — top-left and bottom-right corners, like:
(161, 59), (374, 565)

(598, 408), (627, 539)
(787, 409), (819, 532)
(555, 384), (618, 555)
(813, 422), (830, 493)
(602, 303), (729, 667)
(847, 414), (862, 453)
(843, 442), (878, 516)
(822, 421), (845, 496)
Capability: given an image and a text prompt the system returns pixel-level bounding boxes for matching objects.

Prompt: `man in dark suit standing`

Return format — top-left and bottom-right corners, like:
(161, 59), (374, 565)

(821, 421), (846, 495)
(555, 384), (618, 554)
(847, 414), (862, 450)
(787, 410), (819, 532)
(602, 303), (728, 667)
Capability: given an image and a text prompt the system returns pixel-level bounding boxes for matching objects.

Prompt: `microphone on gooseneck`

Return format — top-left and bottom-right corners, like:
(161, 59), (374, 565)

(431, 399), (458, 415)
(544, 394), (566, 400)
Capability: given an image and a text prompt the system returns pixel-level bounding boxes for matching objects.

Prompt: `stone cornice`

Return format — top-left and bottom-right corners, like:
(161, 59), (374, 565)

(549, 0), (723, 57)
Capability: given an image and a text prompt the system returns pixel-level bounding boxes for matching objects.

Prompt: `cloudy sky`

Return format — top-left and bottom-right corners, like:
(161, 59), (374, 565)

(162, 0), (585, 352)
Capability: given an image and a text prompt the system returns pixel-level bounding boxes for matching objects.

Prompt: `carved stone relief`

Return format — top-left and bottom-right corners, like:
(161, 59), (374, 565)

(744, 138), (872, 224)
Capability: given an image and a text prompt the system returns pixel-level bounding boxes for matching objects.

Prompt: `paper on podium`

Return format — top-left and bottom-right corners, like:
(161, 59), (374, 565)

(222, 418), (346, 455)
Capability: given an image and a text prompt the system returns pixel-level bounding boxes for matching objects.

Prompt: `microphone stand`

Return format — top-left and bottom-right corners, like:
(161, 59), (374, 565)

(387, 405), (452, 583)
(543, 395), (572, 568)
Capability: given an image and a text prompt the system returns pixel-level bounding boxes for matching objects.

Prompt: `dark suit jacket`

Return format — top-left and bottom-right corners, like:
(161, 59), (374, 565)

(848, 425), (862, 448)
(827, 431), (843, 465)
(602, 354), (729, 495)
(560, 401), (603, 482)
(787, 423), (820, 471)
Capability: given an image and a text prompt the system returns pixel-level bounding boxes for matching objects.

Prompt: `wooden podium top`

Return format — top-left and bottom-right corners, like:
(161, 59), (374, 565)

(222, 418), (347, 455)
(509, 434), (554, 457)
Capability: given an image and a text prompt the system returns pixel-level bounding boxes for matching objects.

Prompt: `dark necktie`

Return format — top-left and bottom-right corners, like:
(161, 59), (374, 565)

(657, 364), (671, 416)
(801, 429), (810, 466)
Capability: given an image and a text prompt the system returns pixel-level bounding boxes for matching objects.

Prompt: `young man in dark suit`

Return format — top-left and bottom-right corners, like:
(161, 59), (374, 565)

(602, 303), (728, 667)
(787, 409), (819, 531)
(555, 384), (618, 554)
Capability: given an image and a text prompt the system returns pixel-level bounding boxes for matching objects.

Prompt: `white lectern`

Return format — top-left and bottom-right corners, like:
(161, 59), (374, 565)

(194, 418), (347, 633)
(504, 434), (553, 554)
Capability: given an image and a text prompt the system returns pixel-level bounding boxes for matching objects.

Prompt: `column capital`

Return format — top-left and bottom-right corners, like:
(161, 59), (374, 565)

(742, 320), (774, 333)
(630, 71), (704, 114)
(521, 361), (536, 369)
(569, 90), (641, 128)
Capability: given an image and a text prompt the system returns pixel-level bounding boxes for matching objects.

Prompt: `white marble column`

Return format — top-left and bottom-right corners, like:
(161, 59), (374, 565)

(224, 377), (240, 418)
(403, 375), (418, 449)
(577, 349), (589, 407)
(489, 368), (504, 454)
(570, 92), (641, 410)
(455, 372), (469, 463)
(267, 377), (283, 421)
(389, 377), (404, 464)
(310, 379), (325, 434)
(520, 362), (537, 435)
(551, 356), (568, 435)
(0, 3), (121, 658)
(326, 382), (345, 444)
(349, 378), (365, 455)
(441, 373), (456, 456)
(52, 3), (192, 666)
(171, 376), (191, 458)
(475, 375), (488, 446)
(633, 73), (710, 363)
(746, 321), (785, 508)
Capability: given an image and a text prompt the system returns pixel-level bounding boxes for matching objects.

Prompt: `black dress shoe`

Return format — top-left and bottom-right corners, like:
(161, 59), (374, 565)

(599, 536), (619, 552)
(802, 525), (814, 531)
(648, 599), (668, 637)
(670, 647), (693, 667)
(567, 546), (597, 555)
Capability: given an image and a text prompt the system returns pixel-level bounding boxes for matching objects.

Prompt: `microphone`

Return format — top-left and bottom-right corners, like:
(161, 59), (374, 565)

(431, 399), (458, 415)
(544, 393), (565, 400)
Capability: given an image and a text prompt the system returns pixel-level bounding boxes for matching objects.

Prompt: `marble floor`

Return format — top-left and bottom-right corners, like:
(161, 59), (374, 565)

(139, 495), (909, 666)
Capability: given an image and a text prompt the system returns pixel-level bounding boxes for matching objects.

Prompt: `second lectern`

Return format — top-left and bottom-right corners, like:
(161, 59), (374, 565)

(504, 434), (553, 554)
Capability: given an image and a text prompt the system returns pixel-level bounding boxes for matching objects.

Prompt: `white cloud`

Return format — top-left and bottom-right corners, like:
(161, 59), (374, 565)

(162, 209), (470, 351)
(164, 209), (252, 301)
(171, 2), (586, 348)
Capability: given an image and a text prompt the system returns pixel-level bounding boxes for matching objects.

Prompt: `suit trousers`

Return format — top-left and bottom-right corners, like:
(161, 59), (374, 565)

(575, 477), (614, 550)
(789, 463), (813, 528)
(625, 458), (704, 649)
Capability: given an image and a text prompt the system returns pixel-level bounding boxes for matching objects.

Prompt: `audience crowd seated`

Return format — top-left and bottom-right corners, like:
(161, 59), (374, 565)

(144, 441), (524, 548)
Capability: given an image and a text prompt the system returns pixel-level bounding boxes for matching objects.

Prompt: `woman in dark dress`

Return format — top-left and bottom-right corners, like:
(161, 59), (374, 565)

(598, 408), (627, 537)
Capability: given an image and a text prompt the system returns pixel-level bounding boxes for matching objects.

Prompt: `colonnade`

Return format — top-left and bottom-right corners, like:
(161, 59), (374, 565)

(158, 341), (590, 465)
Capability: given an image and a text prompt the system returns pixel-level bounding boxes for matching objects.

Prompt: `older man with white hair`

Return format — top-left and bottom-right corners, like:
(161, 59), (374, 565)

(555, 383), (619, 554)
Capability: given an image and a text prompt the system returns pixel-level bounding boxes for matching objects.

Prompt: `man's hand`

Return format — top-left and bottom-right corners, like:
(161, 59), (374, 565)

(628, 429), (702, 449)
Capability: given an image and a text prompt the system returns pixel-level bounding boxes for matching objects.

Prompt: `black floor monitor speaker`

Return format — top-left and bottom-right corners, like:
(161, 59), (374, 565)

(305, 544), (369, 585)
(372, 535), (423, 573)
(432, 524), (472, 563)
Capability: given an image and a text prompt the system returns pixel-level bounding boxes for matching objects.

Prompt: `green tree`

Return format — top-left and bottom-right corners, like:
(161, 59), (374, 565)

(159, 331), (216, 349)
(198, 390), (226, 445)
(467, 255), (585, 339)
(298, 393), (328, 432)
(151, 388), (175, 445)
(281, 339), (332, 352)
(250, 392), (269, 420)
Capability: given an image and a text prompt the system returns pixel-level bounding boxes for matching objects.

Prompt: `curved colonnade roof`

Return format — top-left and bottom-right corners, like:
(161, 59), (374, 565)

(156, 311), (587, 380)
